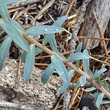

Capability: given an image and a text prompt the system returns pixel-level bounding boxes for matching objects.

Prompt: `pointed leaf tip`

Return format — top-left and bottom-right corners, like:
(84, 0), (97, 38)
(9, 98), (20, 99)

(0, 36), (12, 70)
(41, 63), (55, 84)
(23, 44), (35, 82)
(0, 19), (29, 52)
(51, 54), (69, 82)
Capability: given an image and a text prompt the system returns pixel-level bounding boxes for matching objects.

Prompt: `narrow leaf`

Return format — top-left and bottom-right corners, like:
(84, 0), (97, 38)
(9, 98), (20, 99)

(79, 75), (86, 86)
(20, 52), (27, 62)
(23, 44), (35, 82)
(83, 49), (89, 72)
(20, 48), (43, 62)
(59, 70), (75, 94)
(43, 34), (58, 52)
(24, 25), (63, 36)
(75, 42), (82, 69)
(0, 6), (10, 22)
(0, 0), (19, 6)
(42, 34), (51, 45)
(0, 36), (12, 70)
(96, 77), (101, 87)
(58, 52), (66, 60)
(87, 69), (94, 78)
(35, 48), (43, 56)
(68, 52), (89, 62)
(76, 42), (82, 52)
(93, 68), (107, 79)
(48, 34), (58, 52)
(0, 19), (29, 52)
(85, 87), (96, 92)
(96, 93), (105, 107)
(53, 16), (68, 26)
(101, 100), (110, 104)
(41, 63), (55, 84)
(75, 81), (81, 88)
(51, 54), (68, 82)
(42, 16), (67, 48)
(91, 92), (101, 97)
(104, 79), (109, 91)
(10, 19), (24, 32)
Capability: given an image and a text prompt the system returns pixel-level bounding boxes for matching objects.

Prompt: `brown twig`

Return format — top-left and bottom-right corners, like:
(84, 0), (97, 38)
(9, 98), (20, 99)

(53, 95), (64, 110)
(69, 88), (81, 109)
(78, 36), (110, 41)
(93, 9), (108, 56)
(17, 59), (21, 79)
(35, 51), (69, 60)
(15, 5), (33, 20)
(34, 63), (48, 66)
(8, 0), (40, 9)
(66, 0), (76, 15)
(35, 0), (55, 20)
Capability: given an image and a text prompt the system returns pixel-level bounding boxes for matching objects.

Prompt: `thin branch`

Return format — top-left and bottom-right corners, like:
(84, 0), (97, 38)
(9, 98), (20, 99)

(78, 36), (110, 41)
(93, 9), (108, 56)
(8, 0), (40, 9)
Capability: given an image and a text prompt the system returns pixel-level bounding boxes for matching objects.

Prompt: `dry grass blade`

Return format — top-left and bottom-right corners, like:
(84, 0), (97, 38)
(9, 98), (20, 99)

(35, 0), (55, 20)
(78, 36), (110, 41)
(66, 0), (76, 15)
(93, 9), (108, 56)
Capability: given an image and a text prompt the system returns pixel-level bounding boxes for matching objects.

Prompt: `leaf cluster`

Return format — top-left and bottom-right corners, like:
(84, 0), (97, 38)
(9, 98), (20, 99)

(0, 0), (109, 108)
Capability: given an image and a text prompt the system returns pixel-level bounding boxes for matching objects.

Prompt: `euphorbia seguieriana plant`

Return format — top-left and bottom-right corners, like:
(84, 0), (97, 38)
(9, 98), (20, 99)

(0, 0), (110, 108)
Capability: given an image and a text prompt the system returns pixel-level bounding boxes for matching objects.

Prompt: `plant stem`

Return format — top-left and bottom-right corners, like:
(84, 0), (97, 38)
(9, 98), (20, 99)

(23, 35), (110, 99)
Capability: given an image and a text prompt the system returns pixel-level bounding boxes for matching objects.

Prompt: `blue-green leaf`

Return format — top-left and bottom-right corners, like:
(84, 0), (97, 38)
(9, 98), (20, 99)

(0, 0), (19, 6)
(42, 16), (67, 50)
(20, 52), (27, 62)
(96, 93), (105, 107)
(101, 100), (110, 104)
(41, 63), (55, 84)
(76, 42), (82, 52)
(83, 49), (89, 72)
(0, 6), (10, 22)
(23, 44), (35, 82)
(0, 19), (29, 52)
(85, 87), (96, 92)
(0, 36), (12, 70)
(87, 69), (94, 78)
(48, 34), (58, 52)
(75, 81), (81, 88)
(91, 92), (101, 97)
(58, 52), (67, 60)
(10, 19), (24, 32)
(51, 54), (68, 82)
(104, 79), (109, 91)
(42, 34), (51, 45)
(93, 68), (107, 79)
(76, 42), (82, 68)
(53, 15), (68, 26)
(20, 48), (43, 62)
(43, 34), (58, 52)
(79, 75), (86, 86)
(59, 70), (75, 94)
(24, 25), (63, 36)
(35, 48), (43, 56)
(68, 52), (89, 62)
